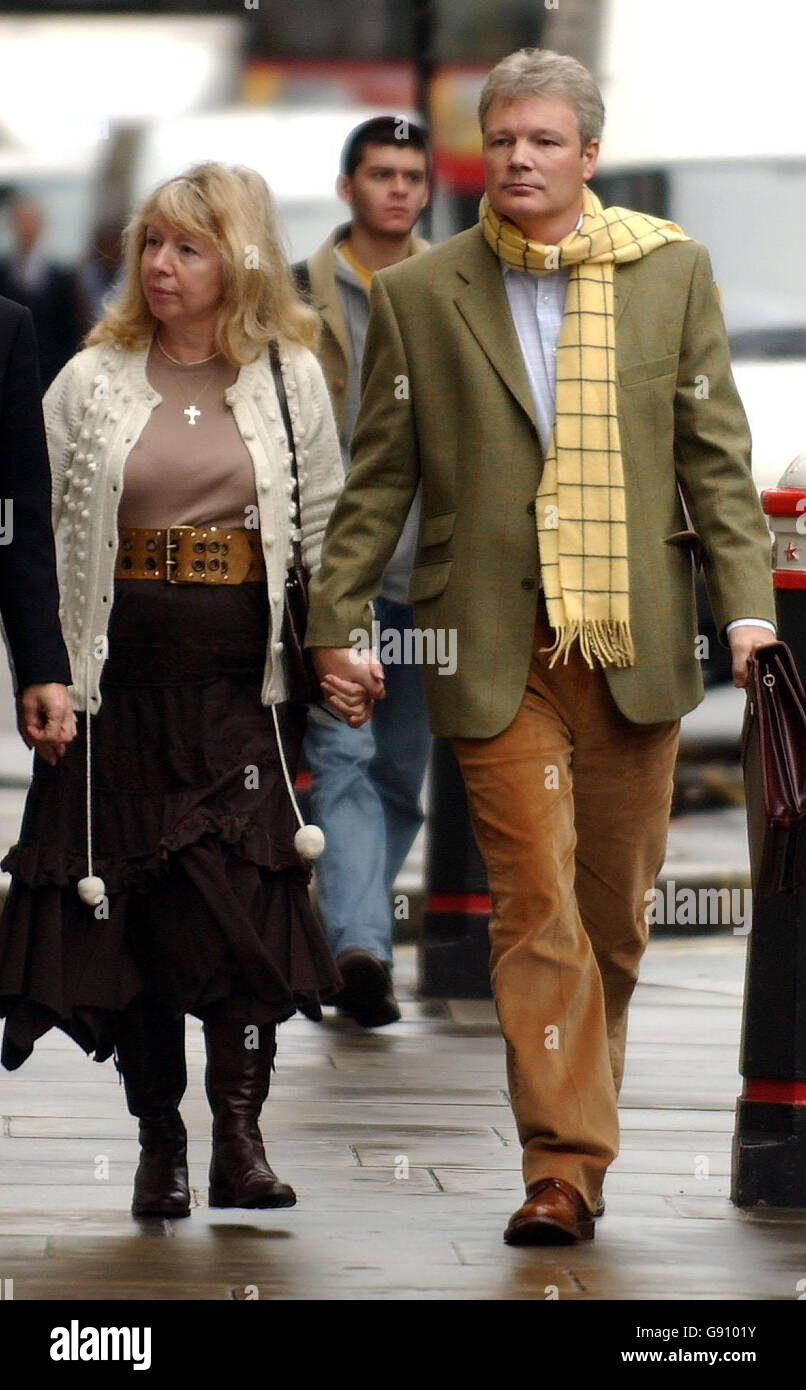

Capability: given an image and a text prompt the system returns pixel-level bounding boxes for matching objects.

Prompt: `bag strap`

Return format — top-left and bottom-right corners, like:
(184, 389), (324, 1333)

(269, 340), (303, 570)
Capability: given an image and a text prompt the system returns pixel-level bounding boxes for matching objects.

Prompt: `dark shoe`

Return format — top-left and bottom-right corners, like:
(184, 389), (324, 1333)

(334, 948), (401, 1028)
(504, 1178), (595, 1245)
(132, 1114), (191, 1219)
(204, 1019), (296, 1210)
(114, 996), (190, 1220)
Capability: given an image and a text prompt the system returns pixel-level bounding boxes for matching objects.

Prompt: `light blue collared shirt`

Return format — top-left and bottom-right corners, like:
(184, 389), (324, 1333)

(500, 209), (582, 455)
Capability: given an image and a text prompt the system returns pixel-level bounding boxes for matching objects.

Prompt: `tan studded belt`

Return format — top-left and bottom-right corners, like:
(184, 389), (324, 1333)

(115, 525), (265, 584)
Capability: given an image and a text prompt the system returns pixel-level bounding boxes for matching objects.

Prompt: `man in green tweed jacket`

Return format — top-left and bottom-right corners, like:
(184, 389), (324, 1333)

(306, 48), (776, 1245)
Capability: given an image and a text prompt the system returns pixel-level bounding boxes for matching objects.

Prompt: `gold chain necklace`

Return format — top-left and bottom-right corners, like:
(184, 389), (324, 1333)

(155, 333), (221, 426)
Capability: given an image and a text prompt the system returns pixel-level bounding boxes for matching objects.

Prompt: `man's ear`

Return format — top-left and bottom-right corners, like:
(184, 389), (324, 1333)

(336, 173), (353, 208)
(582, 139), (600, 183)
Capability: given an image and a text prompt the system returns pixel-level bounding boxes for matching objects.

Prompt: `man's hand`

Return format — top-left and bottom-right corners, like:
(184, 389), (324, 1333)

(312, 647), (385, 728)
(727, 627), (776, 689)
(16, 682), (76, 766)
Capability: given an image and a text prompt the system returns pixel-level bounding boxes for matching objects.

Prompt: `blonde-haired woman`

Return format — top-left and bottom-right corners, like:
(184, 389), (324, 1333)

(0, 163), (362, 1217)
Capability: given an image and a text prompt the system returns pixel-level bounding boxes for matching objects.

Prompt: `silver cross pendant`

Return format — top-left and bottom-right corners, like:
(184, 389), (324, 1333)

(184, 405), (201, 426)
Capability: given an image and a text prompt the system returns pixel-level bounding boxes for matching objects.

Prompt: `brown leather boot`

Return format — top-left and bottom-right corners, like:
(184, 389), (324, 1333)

(114, 996), (190, 1219)
(132, 1113), (190, 1219)
(203, 1019), (296, 1209)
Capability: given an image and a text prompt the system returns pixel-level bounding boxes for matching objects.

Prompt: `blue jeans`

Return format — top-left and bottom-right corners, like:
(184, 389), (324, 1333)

(304, 598), (432, 966)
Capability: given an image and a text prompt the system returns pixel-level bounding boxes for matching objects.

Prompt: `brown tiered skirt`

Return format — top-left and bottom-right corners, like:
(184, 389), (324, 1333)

(0, 578), (340, 1070)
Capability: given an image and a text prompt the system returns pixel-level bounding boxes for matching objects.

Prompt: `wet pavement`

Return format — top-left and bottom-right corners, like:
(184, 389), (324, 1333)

(0, 938), (803, 1301)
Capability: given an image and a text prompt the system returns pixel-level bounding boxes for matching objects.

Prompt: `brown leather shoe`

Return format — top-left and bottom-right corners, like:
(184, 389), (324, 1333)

(504, 1178), (595, 1245)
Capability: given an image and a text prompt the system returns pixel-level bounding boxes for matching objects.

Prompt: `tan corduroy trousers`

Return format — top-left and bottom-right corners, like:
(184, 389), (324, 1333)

(452, 595), (680, 1213)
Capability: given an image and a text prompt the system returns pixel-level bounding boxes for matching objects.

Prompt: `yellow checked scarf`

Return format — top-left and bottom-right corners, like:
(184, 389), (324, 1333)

(480, 185), (689, 669)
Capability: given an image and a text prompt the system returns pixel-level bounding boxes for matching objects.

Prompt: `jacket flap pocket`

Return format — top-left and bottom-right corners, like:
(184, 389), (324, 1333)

(407, 559), (453, 603)
(665, 528), (703, 570)
(618, 353), (678, 386)
(419, 510), (456, 547)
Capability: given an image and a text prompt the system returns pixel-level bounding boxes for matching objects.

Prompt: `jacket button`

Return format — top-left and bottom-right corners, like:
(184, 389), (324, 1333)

(521, 577), (535, 590)
(526, 500), (536, 515)
(333, 379), (345, 391)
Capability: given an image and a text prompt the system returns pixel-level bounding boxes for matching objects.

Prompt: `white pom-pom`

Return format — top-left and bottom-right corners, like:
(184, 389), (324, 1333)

(294, 824), (325, 861)
(77, 875), (106, 905)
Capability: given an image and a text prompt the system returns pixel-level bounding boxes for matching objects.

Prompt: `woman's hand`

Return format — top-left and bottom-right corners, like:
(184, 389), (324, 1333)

(17, 683), (76, 766)
(312, 647), (385, 727)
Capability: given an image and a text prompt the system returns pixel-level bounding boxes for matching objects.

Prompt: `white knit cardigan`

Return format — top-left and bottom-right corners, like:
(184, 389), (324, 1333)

(44, 336), (344, 713)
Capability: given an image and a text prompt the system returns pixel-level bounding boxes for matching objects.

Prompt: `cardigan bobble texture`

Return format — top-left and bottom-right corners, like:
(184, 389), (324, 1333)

(44, 337), (343, 713)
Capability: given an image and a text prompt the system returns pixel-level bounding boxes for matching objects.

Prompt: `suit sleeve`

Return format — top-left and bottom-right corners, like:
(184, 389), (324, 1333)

(673, 244), (776, 638)
(305, 273), (420, 647)
(0, 307), (71, 692)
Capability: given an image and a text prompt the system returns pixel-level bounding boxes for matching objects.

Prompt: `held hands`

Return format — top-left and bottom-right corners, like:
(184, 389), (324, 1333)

(17, 683), (76, 765)
(311, 647), (385, 727)
(727, 627), (776, 690)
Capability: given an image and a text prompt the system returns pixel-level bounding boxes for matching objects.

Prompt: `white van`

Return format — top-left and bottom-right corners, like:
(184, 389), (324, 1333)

(100, 105), (417, 265)
(597, 0), (806, 494)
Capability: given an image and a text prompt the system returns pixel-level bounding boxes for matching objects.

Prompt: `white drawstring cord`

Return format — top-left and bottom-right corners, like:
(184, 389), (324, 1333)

(77, 655), (106, 906)
(271, 702), (325, 861)
(78, 672), (323, 897)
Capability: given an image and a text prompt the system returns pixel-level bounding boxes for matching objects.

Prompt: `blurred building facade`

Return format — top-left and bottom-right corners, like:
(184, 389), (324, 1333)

(1, 0), (805, 492)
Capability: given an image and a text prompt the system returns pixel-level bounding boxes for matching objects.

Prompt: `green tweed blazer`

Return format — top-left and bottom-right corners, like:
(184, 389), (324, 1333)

(305, 223), (776, 738)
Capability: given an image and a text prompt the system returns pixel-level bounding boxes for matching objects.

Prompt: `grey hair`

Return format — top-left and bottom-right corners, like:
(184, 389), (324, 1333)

(478, 48), (605, 148)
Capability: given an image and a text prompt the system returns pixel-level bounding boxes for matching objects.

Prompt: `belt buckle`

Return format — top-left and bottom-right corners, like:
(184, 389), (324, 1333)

(165, 525), (195, 584)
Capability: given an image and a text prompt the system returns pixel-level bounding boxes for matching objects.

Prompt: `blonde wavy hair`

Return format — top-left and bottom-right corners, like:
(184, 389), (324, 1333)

(87, 162), (320, 363)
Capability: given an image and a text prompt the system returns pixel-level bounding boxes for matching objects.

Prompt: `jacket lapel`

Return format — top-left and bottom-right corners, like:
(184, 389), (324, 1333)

(614, 271), (632, 325)
(453, 228), (538, 432)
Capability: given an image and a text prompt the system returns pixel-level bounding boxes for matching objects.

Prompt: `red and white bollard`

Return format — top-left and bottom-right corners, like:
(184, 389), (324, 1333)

(731, 455), (806, 1207)
(760, 453), (806, 678)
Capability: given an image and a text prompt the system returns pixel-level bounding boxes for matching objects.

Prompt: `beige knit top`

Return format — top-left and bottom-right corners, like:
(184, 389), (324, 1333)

(118, 339), (257, 529)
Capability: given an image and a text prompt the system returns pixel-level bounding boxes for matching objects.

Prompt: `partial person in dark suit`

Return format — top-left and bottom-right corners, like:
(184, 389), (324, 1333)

(0, 296), (74, 763)
(0, 197), (81, 389)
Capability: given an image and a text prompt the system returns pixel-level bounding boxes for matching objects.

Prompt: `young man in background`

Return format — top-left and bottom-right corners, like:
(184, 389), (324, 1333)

(295, 117), (432, 1027)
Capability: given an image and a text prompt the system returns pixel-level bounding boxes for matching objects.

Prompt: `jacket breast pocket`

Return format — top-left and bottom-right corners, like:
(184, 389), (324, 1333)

(407, 559), (453, 604)
(617, 353), (679, 387)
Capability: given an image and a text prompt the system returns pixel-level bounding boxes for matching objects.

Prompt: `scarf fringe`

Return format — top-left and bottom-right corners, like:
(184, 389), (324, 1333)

(540, 618), (636, 671)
